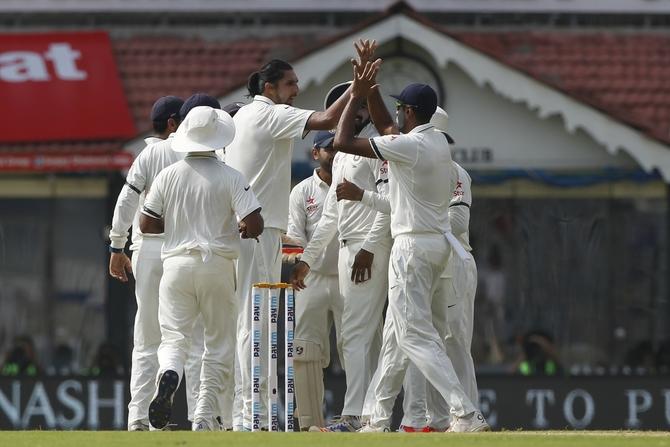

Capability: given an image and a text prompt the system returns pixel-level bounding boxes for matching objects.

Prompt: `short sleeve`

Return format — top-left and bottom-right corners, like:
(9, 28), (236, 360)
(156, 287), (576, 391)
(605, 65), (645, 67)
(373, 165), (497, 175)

(142, 169), (165, 219)
(231, 170), (262, 220)
(269, 105), (315, 140)
(369, 134), (415, 165)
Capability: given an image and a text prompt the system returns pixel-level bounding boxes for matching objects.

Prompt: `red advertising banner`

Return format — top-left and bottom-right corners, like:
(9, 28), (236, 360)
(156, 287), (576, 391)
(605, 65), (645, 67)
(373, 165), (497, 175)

(0, 32), (135, 143)
(0, 152), (133, 172)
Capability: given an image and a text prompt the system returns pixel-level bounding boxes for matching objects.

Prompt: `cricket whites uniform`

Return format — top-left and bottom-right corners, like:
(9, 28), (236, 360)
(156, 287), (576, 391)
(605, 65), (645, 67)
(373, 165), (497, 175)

(364, 124), (477, 429)
(287, 168), (342, 428)
(225, 95), (314, 430)
(109, 135), (184, 429)
(301, 124), (392, 419)
(143, 153), (260, 428)
(400, 161), (479, 429)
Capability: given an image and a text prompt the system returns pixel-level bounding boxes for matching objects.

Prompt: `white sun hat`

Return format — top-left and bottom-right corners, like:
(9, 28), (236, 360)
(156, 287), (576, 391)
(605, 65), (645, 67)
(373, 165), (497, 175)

(430, 106), (449, 131)
(172, 106), (236, 153)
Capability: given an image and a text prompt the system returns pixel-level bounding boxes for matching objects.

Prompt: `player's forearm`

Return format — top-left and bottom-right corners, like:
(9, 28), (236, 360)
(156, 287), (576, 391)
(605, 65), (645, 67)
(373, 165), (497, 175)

(109, 185), (141, 249)
(361, 211), (391, 255)
(449, 205), (470, 236)
(367, 87), (396, 136)
(301, 215), (338, 267)
(361, 190), (391, 214)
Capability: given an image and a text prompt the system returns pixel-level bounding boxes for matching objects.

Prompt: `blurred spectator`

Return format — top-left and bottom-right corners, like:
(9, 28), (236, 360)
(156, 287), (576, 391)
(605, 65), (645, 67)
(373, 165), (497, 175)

(83, 342), (124, 377)
(512, 330), (562, 376)
(624, 340), (656, 374)
(656, 339), (670, 375)
(46, 344), (75, 376)
(1, 335), (40, 377)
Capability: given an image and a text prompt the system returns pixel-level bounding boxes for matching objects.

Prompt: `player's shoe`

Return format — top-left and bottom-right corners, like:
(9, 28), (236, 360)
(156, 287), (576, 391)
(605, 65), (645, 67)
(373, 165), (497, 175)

(358, 424), (390, 432)
(309, 415), (361, 432)
(148, 370), (179, 430)
(446, 411), (490, 432)
(128, 421), (149, 431)
(192, 417), (220, 431)
(398, 425), (434, 432)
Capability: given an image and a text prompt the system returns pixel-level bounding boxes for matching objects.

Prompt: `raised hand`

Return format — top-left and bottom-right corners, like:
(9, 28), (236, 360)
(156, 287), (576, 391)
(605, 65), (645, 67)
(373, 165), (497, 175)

(354, 39), (378, 66)
(351, 59), (382, 99)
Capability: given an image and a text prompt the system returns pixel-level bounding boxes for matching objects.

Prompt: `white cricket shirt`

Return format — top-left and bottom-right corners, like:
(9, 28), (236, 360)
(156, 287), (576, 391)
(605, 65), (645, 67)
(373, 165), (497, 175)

(287, 169), (339, 275)
(300, 124), (391, 268)
(369, 123), (453, 237)
(142, 153), (261, 262)
(109, 135), (183, 250)
(225, 95), (314, 232)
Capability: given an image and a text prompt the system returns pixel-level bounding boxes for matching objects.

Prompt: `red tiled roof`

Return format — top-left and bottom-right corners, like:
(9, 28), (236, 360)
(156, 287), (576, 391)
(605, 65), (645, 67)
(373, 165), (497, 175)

(114, 35), (310, 133)
(450, 31), (670, 144)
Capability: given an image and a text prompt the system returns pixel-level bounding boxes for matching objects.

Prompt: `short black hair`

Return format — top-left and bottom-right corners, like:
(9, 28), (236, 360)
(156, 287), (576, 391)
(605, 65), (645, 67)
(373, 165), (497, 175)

(152, 116), (179, 134)
(246, 59), (293, 97)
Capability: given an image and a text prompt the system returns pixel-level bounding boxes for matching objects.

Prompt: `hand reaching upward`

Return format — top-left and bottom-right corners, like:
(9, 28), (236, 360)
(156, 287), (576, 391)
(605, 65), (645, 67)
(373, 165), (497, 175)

(351, 59), (382, 99)
(354, 39), (378, 67)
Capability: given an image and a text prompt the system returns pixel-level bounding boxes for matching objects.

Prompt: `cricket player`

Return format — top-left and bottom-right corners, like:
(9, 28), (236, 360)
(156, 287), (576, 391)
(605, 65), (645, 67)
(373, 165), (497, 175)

(109, 95), (183, 431)
(109, 94), (223, 430)
(331, 59), (488, 432)
(142, 106), (263, 431)
(398, 108), (480, 431)
(290, 75), (392, 431)
(225, 41), (375, 430)
(286, 131), (342, 430)
(185, 101), (247, 431)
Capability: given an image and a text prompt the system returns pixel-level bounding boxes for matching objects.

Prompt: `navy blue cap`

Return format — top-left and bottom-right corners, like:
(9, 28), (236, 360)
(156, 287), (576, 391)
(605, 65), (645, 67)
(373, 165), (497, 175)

(222, 102), (246, 117)
(180, 93), (221, 120)
(313, 131), (335, 149)
(150, 96), (184, 122)
(390, 83), (438, 118)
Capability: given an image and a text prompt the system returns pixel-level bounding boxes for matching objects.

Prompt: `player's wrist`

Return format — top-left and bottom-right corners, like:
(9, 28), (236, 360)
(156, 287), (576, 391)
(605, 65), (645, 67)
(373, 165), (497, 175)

(109, 245), (124, 254)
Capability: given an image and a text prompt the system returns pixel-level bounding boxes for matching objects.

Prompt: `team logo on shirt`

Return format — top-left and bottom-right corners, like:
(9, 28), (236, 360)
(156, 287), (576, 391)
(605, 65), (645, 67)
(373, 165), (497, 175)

(380, 160), (388, 175)
(306, 195), (318, 214)
(453, 180), (464, 197)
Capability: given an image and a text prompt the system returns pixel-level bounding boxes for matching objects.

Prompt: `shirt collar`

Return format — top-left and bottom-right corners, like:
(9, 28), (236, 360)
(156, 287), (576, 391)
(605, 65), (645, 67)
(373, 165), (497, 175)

(254, 95), (275, 105)
(185, 151), (218, 159)
(312, 168), (329, 188)
(409, 123), (435, 134)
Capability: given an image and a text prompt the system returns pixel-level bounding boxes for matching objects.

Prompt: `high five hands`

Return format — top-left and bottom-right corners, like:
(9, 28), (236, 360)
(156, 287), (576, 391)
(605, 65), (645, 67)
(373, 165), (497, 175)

(351, 58), (382, 99)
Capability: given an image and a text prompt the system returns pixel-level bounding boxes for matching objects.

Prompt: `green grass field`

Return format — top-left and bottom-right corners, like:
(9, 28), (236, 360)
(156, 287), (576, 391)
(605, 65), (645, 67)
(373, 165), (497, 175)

(1, 431), (669, 447)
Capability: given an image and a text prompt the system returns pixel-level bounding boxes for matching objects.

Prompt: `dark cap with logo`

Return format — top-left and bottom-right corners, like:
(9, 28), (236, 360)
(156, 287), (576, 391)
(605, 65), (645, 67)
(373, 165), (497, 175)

(313, 131), (335, 149)
(180, 93), (221, 120)
(391, 83), (438, 118)
(150, 96), (184, 122)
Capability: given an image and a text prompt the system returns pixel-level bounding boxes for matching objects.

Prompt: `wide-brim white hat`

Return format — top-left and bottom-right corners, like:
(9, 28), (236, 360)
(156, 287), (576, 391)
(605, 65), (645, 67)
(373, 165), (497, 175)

(172, 106), (235, 153)
(430, 106), (449, 131)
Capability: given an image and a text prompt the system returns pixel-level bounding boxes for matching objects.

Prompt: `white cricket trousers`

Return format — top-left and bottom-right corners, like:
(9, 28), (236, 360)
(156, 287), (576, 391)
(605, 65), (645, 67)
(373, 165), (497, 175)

(156, 252), (237, 423)
(234, 229), (282, 429)
(127, 238), (162, 428)
(339, 239), (389, 417)
(295, 271), (343, 366)
(400, 255), (479, 428)
(185, 316), (233, 428)
(367, 234), (476, 428)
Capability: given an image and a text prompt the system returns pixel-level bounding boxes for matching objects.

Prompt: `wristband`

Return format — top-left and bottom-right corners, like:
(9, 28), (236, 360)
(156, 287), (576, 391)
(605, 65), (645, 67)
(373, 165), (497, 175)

(109, 246), (123, 254)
